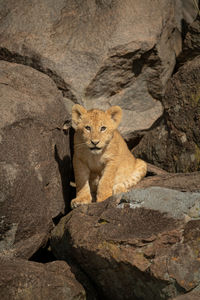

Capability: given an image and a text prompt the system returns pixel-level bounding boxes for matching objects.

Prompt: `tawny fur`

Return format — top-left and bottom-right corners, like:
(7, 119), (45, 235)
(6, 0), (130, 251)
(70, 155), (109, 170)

(71, 104), (147, 209)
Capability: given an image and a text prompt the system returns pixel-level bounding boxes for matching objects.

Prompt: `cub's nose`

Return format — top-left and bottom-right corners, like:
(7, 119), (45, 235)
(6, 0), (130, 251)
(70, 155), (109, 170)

(91, 140), (100, 146)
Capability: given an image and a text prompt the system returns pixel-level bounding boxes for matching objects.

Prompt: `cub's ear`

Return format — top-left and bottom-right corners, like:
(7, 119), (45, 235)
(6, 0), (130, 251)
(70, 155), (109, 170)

(106, 106), (122, 128)
(72, 104), (87, 129)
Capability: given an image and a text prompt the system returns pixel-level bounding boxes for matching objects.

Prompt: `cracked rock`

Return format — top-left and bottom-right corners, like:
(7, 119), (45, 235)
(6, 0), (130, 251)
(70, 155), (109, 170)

(0, 61), (70, 259)
(134, 55), (200, 172)
(50, 187), (200, 299)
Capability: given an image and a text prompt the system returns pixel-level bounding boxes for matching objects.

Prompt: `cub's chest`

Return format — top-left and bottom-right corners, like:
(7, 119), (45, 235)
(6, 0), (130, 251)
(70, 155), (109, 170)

(87, 154), (105, 174)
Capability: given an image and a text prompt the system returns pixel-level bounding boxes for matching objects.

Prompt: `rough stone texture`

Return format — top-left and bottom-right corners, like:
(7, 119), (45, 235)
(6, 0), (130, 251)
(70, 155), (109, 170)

(51, 188), (200, 300)
(173, 291), (200, 300)
(135, 168), (200, 193)
(134, 55), (200, 172)
(0, 0), (188, 139)
(118, 187), (200, 219)
(178, 15), (200, 64)
(174, 0), (198, 30)
(0, 256), (86, 300)
(0, 61), (70, 259)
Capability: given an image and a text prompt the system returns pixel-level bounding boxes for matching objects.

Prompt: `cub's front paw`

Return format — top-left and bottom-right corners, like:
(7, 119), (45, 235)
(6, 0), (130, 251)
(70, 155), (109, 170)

(71, 196), (92, 209)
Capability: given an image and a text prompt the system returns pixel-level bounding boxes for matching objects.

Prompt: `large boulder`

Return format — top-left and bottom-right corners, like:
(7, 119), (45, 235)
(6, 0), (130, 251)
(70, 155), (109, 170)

(51, 187), (200, 300)
(0, 257), (86, 300)
(0, 61), (70, 259)
(0, 0), (189, 139)
(134, 55), (200, 172)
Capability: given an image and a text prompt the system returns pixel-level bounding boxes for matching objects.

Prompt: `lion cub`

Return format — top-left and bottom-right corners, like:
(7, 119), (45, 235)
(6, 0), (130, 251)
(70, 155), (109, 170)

(71, 104), (147, 209)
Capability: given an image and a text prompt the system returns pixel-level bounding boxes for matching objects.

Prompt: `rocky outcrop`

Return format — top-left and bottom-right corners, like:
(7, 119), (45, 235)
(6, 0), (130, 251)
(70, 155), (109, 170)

(0, 1), (199, 299)
(0, 256), (86, 300)
(0, 0), (190, 139)
(50, 187), (200, 300)
(135, 164), (200, 192)
(134, 55), (200, 172)
(0, 61), (70, 259)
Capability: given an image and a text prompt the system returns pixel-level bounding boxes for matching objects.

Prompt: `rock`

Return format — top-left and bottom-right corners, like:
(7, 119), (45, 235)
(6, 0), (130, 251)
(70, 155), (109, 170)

(51, 187), (200, 300)
(175, 0), (198, 28)
(118, 187), (200, 219)
(134, 55), (200, 172)
(135, 166), (200, 192)
(0, 0), (187, 139)
(0, 61), (70, 259)
(179, 15), (200, 63)
(173, 291), (200, 300)
(0, 256), (86, 300)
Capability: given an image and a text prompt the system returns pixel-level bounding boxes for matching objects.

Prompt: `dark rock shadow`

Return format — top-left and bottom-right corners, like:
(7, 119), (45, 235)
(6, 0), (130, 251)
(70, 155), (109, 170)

(54, 144), (71, 214)
(68, 127), (76, 203)
(29, 240), (56, 263)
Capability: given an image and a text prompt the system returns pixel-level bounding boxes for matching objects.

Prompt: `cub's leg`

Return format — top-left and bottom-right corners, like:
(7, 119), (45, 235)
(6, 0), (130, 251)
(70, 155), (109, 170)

(113, 158), (147, 195)
(89, 173), (100, 202)
(71, 157), (92, 209)
(96, 163), (116, 202)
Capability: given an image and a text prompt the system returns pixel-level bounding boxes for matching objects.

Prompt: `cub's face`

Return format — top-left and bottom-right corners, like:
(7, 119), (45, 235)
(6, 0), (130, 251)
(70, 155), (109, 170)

(72, 105), (122, 154)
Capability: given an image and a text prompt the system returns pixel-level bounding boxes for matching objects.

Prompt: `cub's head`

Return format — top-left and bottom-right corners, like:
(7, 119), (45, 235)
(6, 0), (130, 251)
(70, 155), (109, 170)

(72, 104), (122, 154)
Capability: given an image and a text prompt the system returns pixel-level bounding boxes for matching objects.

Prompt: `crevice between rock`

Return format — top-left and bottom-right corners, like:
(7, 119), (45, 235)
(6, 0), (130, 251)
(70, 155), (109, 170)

(0, 47), (77, 103)
(84, 46), (162, 101)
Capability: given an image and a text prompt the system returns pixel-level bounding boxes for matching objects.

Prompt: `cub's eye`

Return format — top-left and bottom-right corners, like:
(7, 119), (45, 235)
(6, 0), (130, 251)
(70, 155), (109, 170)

(85, 126), (91, 131)
(100, 126), (107, 132)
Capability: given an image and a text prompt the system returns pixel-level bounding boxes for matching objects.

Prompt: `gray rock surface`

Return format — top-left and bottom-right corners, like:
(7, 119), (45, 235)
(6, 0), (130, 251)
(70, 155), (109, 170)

(0, 61), (70, 259)
(118, 187), (200, 219)
(0, 0), (188, 139)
